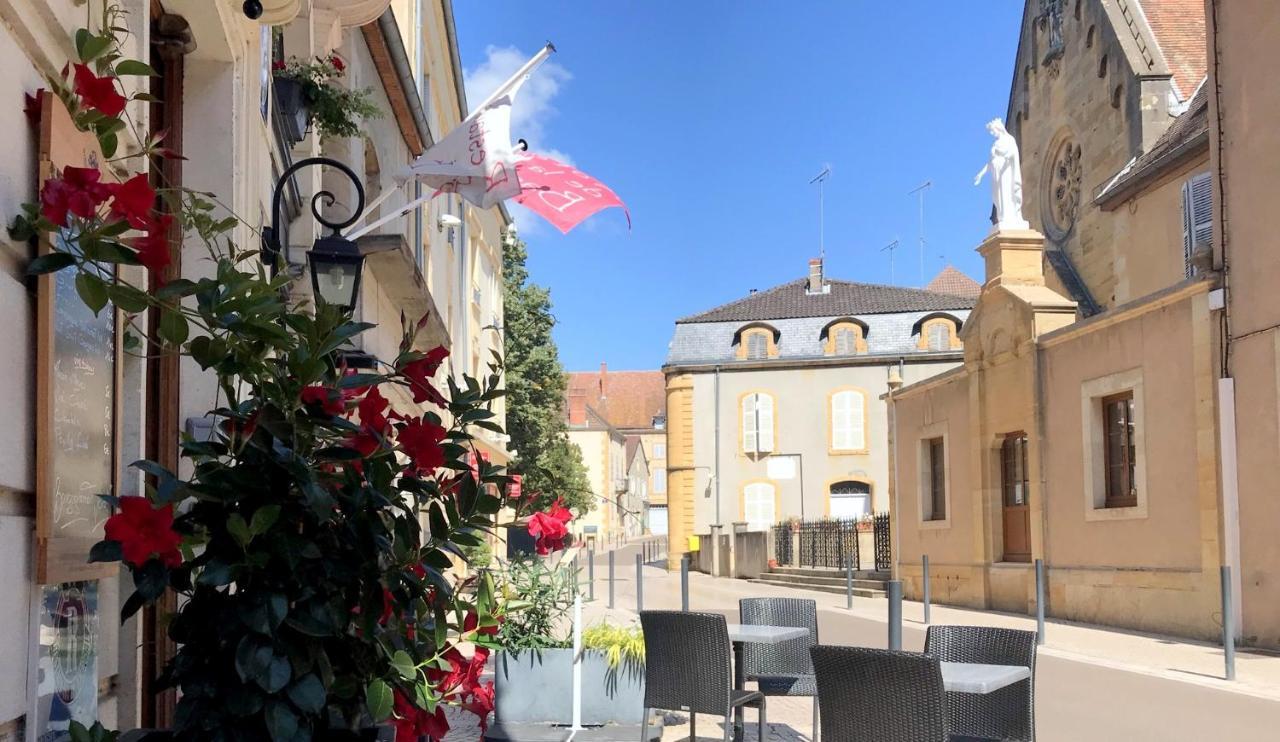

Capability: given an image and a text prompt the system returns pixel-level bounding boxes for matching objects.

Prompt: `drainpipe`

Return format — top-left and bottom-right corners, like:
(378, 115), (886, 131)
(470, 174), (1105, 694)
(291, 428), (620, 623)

(713, 365), (722, 526)
(1218, 378), (1243, 637)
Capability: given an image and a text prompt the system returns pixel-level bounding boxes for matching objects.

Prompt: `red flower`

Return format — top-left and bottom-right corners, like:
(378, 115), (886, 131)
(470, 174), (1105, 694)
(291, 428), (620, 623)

(127, 214), (174, 277)
(103, 496), (182, 568)
(420, 705), (449, 741)
(398, 417), (446, 474)
(106, 173), (156, 229)
(463, 680), (495, 730)
(40, 166), (110, 226)
(463, 610), (500, 637)
(300, 385), (344, 416)
(357, 386), (392, 435)
(73, 63), (127, 118)
(272, 60), (286, 72)
(329, 55), (346, 72)
(399, 346), (449, 407)
(527, 499), (573, 555)
(391, 690), (449, 742)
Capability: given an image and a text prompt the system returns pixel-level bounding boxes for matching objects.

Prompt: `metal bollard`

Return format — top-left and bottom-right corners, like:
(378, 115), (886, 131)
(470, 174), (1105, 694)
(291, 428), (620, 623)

(1035, 559), (1046, 646)
(571, 557), (579, 596)
(1222, 565), (1236, 681)
(587, 549), (595, 602)
(845, 562), (853, 610)
(608, 551), (615, 609)
(635, 553), (644, 612)
(887, 580), (903, 650)
(681, 555), (690, 611)
(922, 555), (931, 625)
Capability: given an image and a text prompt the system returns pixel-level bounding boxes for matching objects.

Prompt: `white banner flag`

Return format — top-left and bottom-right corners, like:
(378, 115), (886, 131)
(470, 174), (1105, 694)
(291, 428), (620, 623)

(397, 44), (554, 210)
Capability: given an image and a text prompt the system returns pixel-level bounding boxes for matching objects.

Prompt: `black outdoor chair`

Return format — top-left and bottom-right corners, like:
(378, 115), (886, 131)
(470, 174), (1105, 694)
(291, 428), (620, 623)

(925, 625), (1038, 741)
(739, 597), (819, 740)
(639, 610), (766, 742)
(810, 645), (951, 742)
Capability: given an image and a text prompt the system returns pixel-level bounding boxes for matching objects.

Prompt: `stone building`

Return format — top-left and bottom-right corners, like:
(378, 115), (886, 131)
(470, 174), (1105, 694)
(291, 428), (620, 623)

(886, 0), (1280, 645)
(662, 258), (977, 567)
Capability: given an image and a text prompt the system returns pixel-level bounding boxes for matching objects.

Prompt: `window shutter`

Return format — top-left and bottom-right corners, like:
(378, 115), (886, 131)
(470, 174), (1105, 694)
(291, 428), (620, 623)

(742, 394), (757, 452)
(1182, 172), (1213, 278)
(835, 328), (852, 355)
(756, 394), (774, 452)
(850, 390), (866, 450)
(744, 483), (776, 530)
(832, 391), (852, 450)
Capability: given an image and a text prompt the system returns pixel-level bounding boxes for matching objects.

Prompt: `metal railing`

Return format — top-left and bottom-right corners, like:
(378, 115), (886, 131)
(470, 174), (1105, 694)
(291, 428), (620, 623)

(771, 512), (892, 571)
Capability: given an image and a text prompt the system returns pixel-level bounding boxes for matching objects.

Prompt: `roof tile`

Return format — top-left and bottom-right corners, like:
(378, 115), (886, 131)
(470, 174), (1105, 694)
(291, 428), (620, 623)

(677, 277), (975, 324)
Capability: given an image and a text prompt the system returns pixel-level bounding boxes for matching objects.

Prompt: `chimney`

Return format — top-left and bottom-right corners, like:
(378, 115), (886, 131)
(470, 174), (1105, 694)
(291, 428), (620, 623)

(807, 258), (824, 293)
(567, 390), (587, 426)
(599, 361), (608, 399)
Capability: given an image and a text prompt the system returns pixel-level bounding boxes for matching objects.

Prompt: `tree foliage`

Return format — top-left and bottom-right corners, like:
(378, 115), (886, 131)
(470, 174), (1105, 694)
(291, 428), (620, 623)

(501, 230), (594, 513)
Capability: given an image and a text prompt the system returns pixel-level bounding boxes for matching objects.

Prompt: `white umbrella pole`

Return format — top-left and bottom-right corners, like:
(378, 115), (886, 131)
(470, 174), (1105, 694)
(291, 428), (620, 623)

(343, 185), (403, 234)
(345, 191), (435, 241)
(571, 593), (584, 732)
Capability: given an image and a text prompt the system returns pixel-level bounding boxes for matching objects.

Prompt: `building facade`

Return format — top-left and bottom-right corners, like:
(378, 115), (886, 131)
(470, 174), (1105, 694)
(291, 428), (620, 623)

(887, 0), (1280, 646)
(0, 1), (507, 735)
(662, 258), (976, 568)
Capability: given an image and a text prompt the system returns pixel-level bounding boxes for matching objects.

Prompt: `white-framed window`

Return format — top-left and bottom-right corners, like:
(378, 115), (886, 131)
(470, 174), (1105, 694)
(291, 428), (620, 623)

(831, 389), (866, 451)
(742, 482), (777, 531)
(652, 442), (666, 459)
(829, 481), (871, 520)
(652, 467), (666, 494)
(1181, 172), (1213, 278)
(742, 392), (775, 454)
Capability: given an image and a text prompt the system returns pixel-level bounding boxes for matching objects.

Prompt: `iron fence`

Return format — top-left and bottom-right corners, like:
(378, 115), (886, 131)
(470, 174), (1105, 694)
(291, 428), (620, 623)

(771, 512), (892, 571)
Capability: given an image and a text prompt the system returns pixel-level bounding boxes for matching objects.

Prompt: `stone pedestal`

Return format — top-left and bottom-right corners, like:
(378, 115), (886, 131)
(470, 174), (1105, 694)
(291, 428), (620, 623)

(977, 228), (1047, 288)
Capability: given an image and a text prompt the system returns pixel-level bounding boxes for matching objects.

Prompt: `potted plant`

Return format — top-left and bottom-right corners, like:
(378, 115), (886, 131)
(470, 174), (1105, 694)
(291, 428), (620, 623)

(272, 54), (380, 144)
(491, 558), (647, 726)
(11, 9), (569, 741)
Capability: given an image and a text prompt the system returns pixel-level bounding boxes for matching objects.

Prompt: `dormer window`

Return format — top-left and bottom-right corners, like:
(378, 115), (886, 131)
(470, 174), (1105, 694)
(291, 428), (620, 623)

(735, 323), (779, 361)
(821, 318), (869, 356)
(913, 314), (963, 352)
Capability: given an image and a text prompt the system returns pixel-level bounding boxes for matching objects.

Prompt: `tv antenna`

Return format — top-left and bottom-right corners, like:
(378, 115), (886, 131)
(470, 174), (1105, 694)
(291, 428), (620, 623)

(881, 238), (900, 284)
(908, 180), (932, 286)
(810, 166), (831, 259)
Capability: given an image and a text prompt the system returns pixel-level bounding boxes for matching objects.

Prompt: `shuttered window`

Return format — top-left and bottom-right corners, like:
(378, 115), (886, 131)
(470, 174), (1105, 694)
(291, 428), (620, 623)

(746, 332), (768, 359)
(928, 322), (951, 351)
(742, 393), (775, 454)
(742, 482), (777, 531)
(831, 390), (866, 451)
(1181, 172), (1213, 278)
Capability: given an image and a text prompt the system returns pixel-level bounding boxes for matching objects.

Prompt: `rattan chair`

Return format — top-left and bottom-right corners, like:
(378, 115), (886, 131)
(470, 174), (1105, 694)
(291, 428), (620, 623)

(925, 625), (1037, 741)
(739, 597), (819, 739)
(639, 610), (766, 742)
(810, 645), (950, 742)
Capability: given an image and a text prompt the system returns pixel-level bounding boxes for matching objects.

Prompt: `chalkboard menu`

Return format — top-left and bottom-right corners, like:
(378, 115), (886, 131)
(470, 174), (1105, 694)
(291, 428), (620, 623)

(35, 94), (121, 584)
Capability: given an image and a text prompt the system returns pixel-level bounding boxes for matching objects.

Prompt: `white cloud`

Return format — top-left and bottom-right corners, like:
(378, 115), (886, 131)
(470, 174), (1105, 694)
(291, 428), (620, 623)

(464, 45), (572, 155)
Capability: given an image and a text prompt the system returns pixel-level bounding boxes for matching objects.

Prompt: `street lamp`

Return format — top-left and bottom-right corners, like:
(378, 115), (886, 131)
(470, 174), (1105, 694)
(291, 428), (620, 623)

(263, 157), (367, 313)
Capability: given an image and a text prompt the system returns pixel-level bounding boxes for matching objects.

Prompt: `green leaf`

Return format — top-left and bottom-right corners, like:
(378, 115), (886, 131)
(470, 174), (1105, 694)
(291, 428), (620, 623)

(250, 504), (281, 534)
(235, 635), (273, 683)
(261, 655), (292, 693)
(99, 131), (118, 158)
(227, 513), (252, 547)
(79, 34), (111, 63)
(365, 679), (393, 722)
(158, 309), (189, 346)
(26, 252), (77, 275)
(133, 559), (168, 601)
(154, 278), (199, 300)
(115, 59), (158, 76)
(264, 699), (298, 742)
(107, 284), (150, 313)
(75, 272), (110, 315)
(74, 29), (91, 60)
(197, 559), (234, 587)
(286, 674), (326, 714)
(88, 540), (122, 563)
(390, 650), (416, 681)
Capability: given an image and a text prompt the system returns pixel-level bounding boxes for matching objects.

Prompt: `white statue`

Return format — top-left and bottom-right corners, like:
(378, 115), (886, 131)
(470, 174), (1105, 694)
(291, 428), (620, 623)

(974, 118), (1029, 230)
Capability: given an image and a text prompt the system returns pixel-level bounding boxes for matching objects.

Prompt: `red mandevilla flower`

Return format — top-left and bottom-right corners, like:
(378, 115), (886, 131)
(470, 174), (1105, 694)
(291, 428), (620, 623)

(106, 173), (156, 229)
(527, 499), (574, 555)
(300, 385), (344, 416)
(399, 346), (449, 407)
(398, 417), (446, 474)
(104, 496), (182, 568)
(73, 63), (127, 118)
(463, 681), (496, 731)
(329, 55), (346, 72)
(40, 166), (111, 227)
(127, 214), (174, 278)
(391, 690), (450, 742)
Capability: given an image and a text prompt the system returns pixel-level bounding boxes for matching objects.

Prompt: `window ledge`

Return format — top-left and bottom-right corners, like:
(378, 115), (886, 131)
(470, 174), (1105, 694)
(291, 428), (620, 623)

(1084, 502), (1149, 522)
(919, 518), (952, 531)
(829, 448), (870, 456)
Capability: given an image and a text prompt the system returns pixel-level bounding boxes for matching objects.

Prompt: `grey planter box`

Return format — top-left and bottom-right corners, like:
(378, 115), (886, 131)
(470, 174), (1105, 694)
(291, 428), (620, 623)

(494, 649), (645, 725)
(272, 77), (311, 145)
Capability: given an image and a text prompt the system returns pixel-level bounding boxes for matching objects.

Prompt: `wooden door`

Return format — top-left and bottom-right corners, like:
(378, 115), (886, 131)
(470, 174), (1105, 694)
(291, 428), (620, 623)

(1000, 434), (1031, 562)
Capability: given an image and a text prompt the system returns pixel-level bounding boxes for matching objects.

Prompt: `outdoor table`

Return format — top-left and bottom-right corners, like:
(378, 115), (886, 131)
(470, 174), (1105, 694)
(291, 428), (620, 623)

(939, 661), (1031, 694)
(726, 623), (809, 742)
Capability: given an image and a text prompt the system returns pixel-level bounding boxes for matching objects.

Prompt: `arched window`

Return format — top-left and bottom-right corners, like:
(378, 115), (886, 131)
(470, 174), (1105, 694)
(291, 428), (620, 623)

(829, 481), (871, 520)
(830, 389), (867, 452)
(742, 481), (777, 531)
(915, 315), (962, 352)
(735, 324), (779, 361)
(741, 392), (775, 454)
(821, 319), (868, 356)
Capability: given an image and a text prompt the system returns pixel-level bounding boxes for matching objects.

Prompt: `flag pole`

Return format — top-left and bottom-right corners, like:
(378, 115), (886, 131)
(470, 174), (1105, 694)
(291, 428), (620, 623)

(468, 43), (555, 118)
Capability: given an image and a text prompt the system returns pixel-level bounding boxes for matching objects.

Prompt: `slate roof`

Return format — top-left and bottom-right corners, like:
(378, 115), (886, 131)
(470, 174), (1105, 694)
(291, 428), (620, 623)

(1141, 0), (1207, 101)
(566, 369), (666, 430)
(676, 278), (976, 324)
(1097, 83), (1208, 205)
(925, 266), (982, 299)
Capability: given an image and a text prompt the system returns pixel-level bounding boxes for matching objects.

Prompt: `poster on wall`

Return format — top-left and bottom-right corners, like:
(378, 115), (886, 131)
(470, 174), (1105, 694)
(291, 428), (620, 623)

(34, 92), (121, 584)
(29, 581), (100, 741)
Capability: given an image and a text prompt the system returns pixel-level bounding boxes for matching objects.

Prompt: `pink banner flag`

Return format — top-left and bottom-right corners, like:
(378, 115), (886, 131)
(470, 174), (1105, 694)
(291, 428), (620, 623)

(513, 154), (630, 234)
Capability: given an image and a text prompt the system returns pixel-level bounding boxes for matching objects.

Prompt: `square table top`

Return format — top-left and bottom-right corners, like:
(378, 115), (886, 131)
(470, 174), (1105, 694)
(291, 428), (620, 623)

(726, 624), (809, 644)
(939, 661), (1031, 694)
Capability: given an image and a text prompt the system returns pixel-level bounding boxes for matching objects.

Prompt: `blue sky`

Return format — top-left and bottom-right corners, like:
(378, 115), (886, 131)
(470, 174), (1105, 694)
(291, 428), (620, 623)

(454, 2), (1023, 372)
